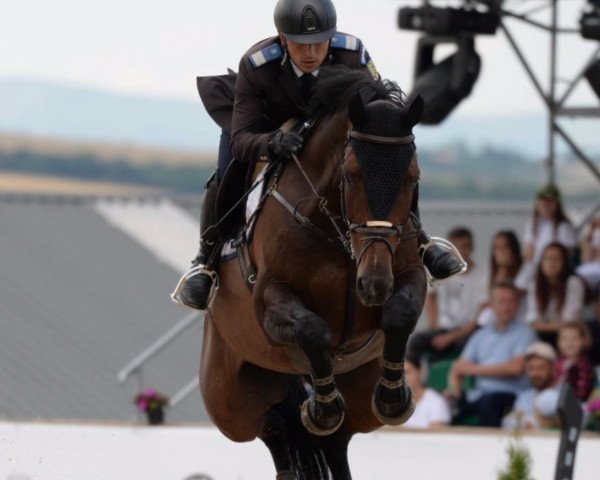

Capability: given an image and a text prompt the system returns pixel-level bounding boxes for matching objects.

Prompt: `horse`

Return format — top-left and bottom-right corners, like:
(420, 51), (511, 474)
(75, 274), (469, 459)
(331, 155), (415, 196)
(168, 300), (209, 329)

(200, 67), (428, 480)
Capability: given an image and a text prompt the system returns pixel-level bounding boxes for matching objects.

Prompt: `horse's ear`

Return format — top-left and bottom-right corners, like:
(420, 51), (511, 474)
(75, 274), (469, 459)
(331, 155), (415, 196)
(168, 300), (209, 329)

(348, 91), (368, 128)
(405, 94), (425, 129)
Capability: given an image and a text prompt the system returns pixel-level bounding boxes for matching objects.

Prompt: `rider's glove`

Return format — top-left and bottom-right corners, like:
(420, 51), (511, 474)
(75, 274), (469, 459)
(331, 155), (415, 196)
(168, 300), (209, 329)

(268, 130), (304, 160)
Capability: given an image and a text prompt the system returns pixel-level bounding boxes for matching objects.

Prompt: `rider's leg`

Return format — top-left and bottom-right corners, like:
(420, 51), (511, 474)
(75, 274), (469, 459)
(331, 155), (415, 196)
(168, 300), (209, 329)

(411, 184), (465, 280)
(179, 131), (232, 310)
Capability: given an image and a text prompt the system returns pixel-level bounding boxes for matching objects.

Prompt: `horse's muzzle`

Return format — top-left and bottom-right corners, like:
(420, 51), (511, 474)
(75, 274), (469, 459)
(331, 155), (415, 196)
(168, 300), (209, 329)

(356, 273), (394, 307)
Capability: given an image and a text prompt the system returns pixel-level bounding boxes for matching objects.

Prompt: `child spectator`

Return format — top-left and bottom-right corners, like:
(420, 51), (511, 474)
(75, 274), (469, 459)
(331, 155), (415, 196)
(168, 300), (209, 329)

(516, 184), (576, 290)
(524, 242), (586, 345)
(447, 282), (537, 427)
(502, 342), (560, 431)
(408, 227), (488, 360)
(401, 355), (451, 429)
(555, 322), (595, 402)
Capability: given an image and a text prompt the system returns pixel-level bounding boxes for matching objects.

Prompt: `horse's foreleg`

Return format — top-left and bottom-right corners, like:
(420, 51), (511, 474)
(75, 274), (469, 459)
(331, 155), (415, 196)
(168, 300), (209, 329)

(372, 267), (427, 425)
(263, 282), (345, 436)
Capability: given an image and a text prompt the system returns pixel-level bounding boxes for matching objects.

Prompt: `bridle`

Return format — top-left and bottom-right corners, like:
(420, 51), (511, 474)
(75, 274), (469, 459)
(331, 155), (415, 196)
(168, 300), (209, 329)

(271, 125), (422, 266)
(341, 130), (422, 266)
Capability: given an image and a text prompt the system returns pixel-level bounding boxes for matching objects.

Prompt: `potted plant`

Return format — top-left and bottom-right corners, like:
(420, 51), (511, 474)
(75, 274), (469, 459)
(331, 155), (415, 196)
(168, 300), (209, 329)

(134, 388), (169, 425)
(585, 397), (600, 432)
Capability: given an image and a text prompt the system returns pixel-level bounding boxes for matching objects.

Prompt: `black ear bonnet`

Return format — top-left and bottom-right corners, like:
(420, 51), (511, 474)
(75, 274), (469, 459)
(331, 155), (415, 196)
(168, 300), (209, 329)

(347, 91), (421, 220)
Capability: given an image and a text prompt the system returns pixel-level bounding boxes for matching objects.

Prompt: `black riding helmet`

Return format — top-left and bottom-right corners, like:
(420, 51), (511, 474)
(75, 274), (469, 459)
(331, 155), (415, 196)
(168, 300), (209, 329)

(274, 0), (337, 44)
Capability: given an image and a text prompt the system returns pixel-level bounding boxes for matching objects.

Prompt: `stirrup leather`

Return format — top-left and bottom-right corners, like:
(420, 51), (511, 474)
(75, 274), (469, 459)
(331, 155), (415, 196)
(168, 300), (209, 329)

(418, 236), (468, 286)
(170, 264), (220, 310)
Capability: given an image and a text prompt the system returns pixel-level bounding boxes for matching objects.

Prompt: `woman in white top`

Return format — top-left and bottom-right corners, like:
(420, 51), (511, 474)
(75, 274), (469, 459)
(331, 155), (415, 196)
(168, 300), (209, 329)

(525, 242), (586, 345)
(516, 184), (576, 290)
(402, 356), (451, 429)
(576, 215), (600, 294)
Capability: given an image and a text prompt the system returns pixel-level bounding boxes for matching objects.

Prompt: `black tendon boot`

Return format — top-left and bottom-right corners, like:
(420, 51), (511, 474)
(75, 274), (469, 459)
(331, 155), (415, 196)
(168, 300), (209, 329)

(177, 174), (222, 310)
(411, 185), (466, 281)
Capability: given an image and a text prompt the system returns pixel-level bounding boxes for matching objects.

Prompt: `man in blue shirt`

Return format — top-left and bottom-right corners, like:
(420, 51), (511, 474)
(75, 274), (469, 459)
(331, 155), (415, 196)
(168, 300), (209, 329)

(447, 281), (537, 427)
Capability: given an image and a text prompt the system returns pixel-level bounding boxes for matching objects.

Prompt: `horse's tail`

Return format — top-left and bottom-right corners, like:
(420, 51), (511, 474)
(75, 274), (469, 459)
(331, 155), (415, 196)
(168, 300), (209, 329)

(272, 375), (330, 479)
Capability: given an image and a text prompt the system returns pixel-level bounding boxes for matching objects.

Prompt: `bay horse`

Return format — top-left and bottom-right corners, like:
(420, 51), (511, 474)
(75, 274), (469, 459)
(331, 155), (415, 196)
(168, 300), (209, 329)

(200, 68), (428, 479)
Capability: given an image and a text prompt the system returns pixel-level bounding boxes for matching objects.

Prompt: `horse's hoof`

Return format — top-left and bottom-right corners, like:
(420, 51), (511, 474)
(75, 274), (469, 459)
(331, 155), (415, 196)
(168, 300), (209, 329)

(371, 386), (415, 426)
(300, 397), (345, 436)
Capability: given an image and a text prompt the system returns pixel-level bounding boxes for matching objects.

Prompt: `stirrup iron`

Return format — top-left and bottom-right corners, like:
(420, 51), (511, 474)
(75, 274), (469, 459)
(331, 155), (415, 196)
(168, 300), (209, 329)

(419, 236), (468, 286)
(170, 265), (220, 310)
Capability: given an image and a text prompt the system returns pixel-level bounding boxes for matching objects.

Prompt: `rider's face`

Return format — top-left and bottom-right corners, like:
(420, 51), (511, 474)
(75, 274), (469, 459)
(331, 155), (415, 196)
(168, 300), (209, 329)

(281, 36), (329, 73)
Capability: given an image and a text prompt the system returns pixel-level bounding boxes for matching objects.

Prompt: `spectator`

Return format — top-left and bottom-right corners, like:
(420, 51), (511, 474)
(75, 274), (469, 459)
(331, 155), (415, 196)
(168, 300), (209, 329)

(555, 322), (595, 402)
(447, 282), (537, 427)
(502, 342), (560, 431)
(409, 227), (488, 360)
(489, 230), (523, 288)
(524, 242), (586, 345)
(516, 184), (576, 290)
(588, 289), (600, 366)
(402, 355), (451, 429)
(576, 214), (600, 295)
(478, 230), (524, 327)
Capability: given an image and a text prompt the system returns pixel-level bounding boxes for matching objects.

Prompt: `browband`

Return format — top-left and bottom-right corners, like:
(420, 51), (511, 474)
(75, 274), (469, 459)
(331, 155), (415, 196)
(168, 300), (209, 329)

(349, 130), (415, 145)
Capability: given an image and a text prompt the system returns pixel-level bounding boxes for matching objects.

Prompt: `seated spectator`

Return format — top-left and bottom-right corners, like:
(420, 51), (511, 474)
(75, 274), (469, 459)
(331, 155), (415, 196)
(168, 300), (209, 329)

(502, 342), (560, 431)
(576, 214), (600, 295)
(515, 184), (576, 290)
(490, 230), (523, 286)
(588, 289), (600, 366)
(447, 281), (537, 427)
(555, 322), (595, 402)
(478, 230), (524, 327)
(402, 355), (451, 429)
(524, 242), (586, 345)
(408, 227), (488, 360)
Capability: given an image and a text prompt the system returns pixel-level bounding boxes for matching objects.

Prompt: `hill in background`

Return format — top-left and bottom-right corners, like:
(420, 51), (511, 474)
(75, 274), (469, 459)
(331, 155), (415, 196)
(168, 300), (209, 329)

(1, 131), (597, 200)
(3, 76), (600, 156)
(1, 77), (598, 199)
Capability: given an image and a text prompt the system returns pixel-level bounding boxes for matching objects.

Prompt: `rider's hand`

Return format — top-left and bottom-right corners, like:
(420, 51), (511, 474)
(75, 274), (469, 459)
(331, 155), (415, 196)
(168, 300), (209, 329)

(269, 130), (303, 160)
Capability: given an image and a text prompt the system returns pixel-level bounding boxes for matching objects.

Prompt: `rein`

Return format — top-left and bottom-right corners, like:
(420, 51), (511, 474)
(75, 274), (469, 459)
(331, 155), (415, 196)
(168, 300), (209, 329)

(270, 127), (423, 264)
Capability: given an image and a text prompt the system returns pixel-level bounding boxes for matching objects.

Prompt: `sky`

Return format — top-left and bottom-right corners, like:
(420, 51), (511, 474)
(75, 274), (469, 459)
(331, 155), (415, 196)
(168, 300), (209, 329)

(2, 0), (599, 118)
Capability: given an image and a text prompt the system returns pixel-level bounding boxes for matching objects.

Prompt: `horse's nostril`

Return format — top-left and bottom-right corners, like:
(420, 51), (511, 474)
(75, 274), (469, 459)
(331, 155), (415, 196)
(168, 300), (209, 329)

(357, 277), (365, 294)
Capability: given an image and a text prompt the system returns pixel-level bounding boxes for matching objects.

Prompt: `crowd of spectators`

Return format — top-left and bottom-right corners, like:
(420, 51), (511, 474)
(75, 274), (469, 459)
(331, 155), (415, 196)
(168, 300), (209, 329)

(404, 184), (600, 431)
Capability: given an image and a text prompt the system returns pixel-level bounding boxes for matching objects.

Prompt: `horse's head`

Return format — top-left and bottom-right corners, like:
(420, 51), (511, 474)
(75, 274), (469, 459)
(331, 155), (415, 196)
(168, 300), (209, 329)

(342, 91), (424, 307)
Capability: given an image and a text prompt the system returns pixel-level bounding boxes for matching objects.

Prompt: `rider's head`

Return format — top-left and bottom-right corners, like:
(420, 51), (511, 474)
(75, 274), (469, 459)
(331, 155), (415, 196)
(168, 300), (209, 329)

(274, 0), (337, 73)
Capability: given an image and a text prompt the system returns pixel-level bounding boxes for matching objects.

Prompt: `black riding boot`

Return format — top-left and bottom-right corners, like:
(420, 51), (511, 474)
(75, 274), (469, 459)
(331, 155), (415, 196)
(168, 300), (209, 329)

(412, 185), (465, 281)
(179, 174), (222, 310)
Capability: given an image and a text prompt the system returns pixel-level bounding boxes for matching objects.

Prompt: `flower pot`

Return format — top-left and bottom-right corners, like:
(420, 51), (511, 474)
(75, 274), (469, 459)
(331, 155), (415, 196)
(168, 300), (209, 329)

(146, 407), (165, 425)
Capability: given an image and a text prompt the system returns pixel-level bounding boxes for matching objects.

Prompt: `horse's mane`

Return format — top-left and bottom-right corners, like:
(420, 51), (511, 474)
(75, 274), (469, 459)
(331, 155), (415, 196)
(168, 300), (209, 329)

(306, 66), (406, 119)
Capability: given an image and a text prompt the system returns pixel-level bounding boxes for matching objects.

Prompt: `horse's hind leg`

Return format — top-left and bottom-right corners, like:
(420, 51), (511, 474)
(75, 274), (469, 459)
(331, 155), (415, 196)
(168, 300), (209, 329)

(260, 376), (330, 480)
(372, 267), (427, 425)
(321, 433), (352, 480)
(262, 282), (345, 437)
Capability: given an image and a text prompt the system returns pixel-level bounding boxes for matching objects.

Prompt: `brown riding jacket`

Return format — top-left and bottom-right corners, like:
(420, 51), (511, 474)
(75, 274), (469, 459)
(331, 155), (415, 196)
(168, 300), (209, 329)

(198, 33), (378, 165)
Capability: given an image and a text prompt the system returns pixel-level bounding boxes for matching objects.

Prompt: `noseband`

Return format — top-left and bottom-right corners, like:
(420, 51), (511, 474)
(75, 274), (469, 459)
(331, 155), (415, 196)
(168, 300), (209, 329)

(342, 130), (421, 266)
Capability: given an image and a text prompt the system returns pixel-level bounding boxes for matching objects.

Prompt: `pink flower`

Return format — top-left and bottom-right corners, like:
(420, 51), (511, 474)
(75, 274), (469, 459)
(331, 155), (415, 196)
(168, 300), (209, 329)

(586, 399), (600, 414)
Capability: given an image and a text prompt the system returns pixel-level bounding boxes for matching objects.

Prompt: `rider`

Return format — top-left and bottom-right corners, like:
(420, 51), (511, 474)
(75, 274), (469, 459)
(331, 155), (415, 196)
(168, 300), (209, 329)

(176, 0), (464, 310)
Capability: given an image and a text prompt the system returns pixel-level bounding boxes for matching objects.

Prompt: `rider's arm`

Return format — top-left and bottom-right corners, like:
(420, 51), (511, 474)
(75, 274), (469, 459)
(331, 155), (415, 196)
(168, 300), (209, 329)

(230, 58), (273, 164)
